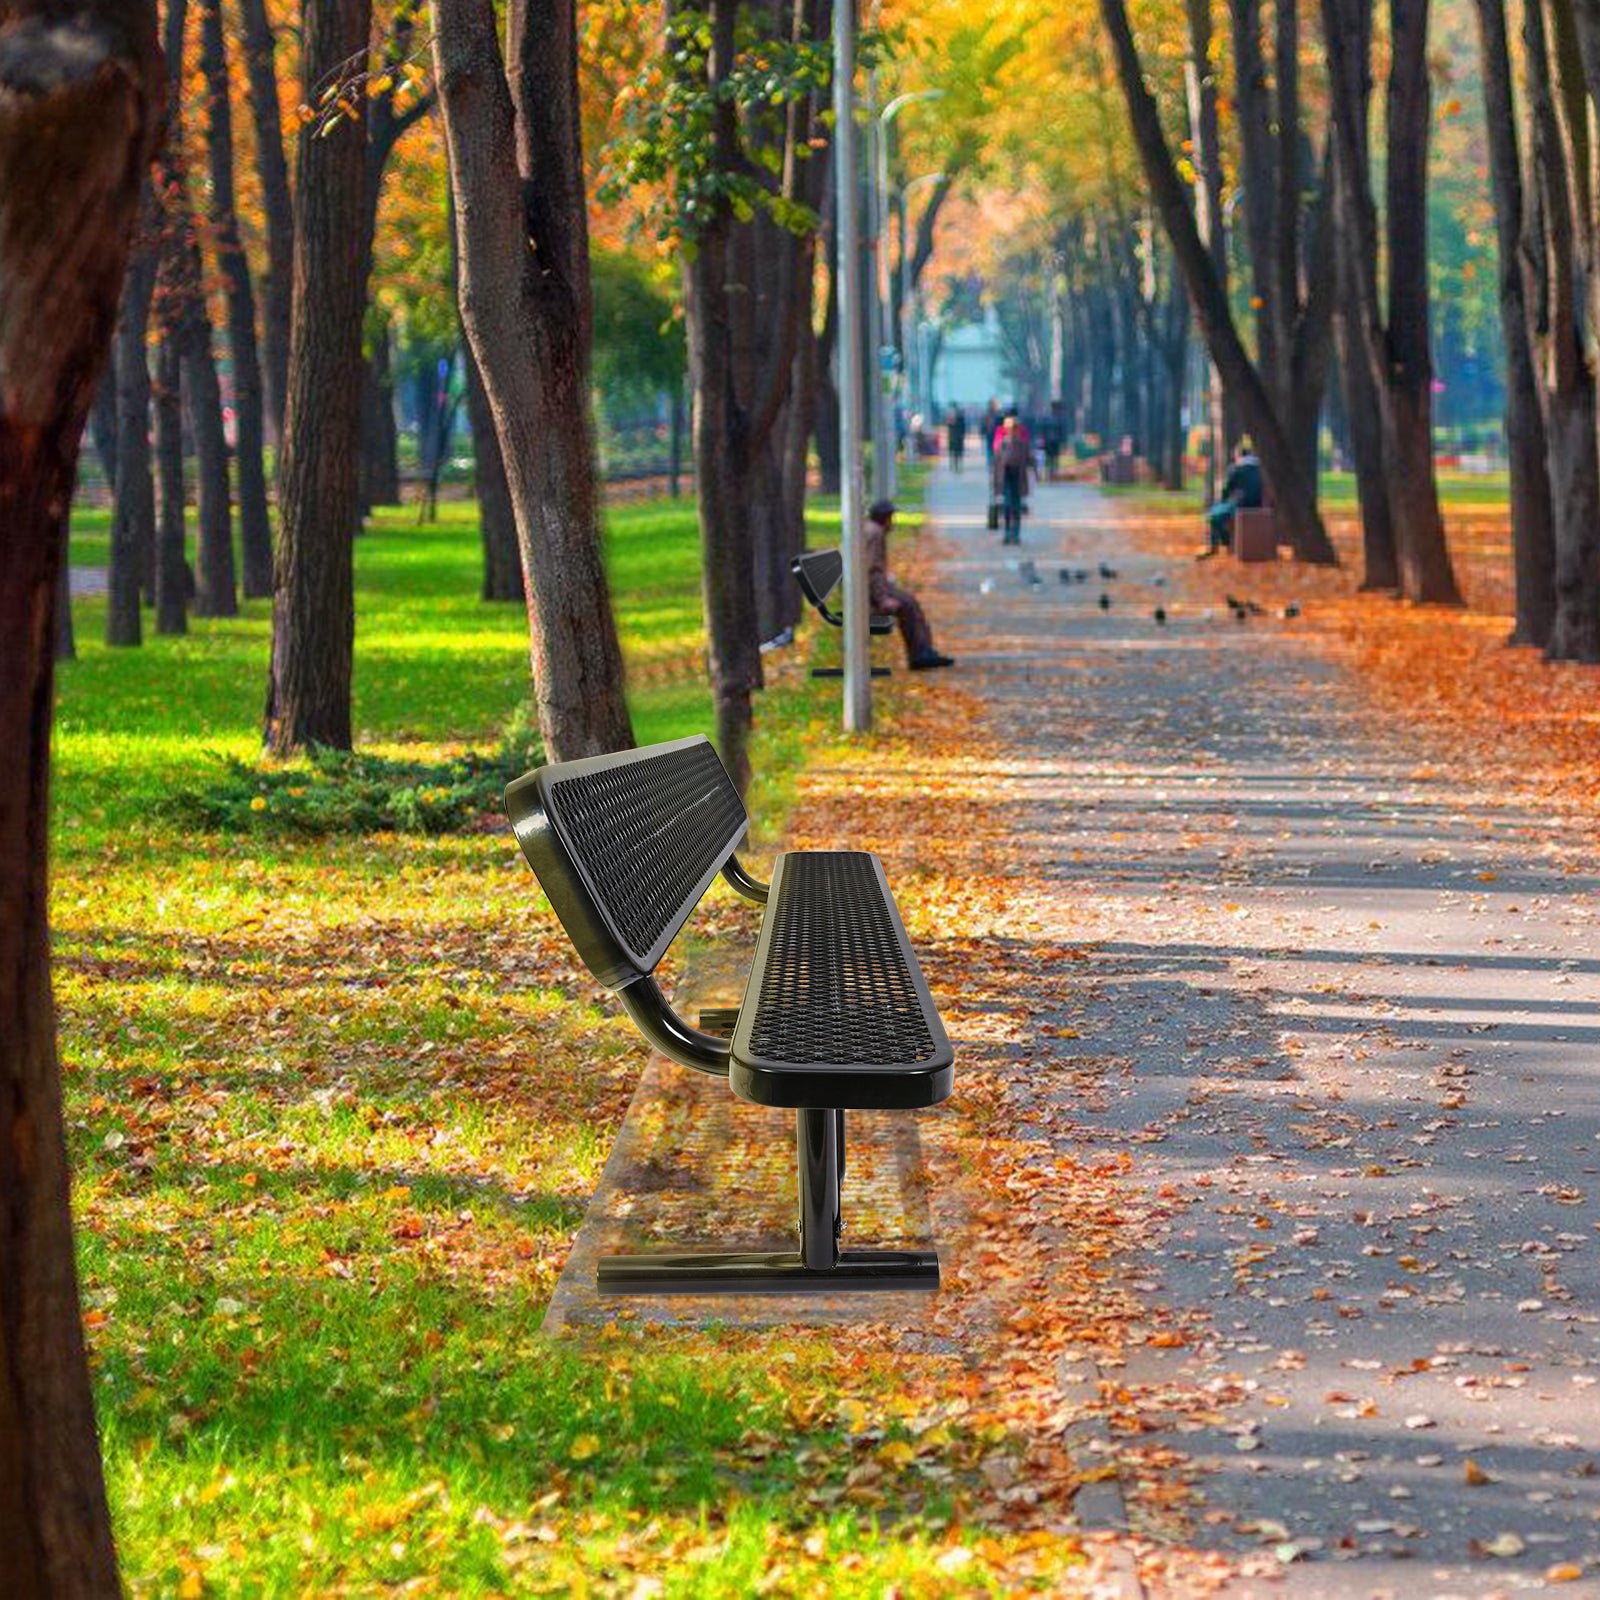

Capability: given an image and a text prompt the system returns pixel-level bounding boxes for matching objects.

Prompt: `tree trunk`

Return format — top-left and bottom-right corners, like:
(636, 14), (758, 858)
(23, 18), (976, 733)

(431, 0), (635, 762)
(1100, 0), (1337, 562)
(1473, 0), (1557, 646)
(1335, 217), (1398, 589)
(87, 367), (118, 493)
(0, 5), (163, 1589)
(1382, 0), (1461, 604)
(238, 0), (295, 446)
(464, 340), (521, 601)
(265, 0), (373, 754)
(199, 0), (272, 600)
(156, 0), (235, 618)
(154, 334), (189, 634)
(1185, 0), (1230, 498)
(360, 319), (401, 511)
(108, 218), (157, 648)
(1526, 0), (1600, 659)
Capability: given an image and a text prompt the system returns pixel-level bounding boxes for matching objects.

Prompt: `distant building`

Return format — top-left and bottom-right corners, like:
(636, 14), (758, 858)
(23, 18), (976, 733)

(928, 305), (1006, 412)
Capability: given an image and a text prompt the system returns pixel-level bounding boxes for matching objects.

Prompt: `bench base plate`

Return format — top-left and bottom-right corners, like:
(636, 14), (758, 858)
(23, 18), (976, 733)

(810, 666), (892, 679)
(597, 1248), (939, 1296)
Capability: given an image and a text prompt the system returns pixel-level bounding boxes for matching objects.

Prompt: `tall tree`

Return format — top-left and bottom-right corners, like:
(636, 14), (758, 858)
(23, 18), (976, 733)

(1099, 0), (1337, 562)
(1322, 0), (1462, 603)
(199, 0), (273, 598)
(265, 0), (373, 754)
(1472, 0), (1557, 646)
(1521, 0), (1600, 658)
(0, 0), (164, 1586)
(238, 0), (294, 444)
(431, 0), (635, 761)
(106, 206), (158, 647)
(154, 0), (235, 618)
(153, 332), (189, 633)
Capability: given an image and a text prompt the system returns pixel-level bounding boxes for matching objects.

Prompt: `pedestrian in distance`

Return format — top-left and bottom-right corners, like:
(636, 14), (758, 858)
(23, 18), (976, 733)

(992, 414), (1033, 546)
(946, 404), (967, 473)
(1198, 439), (1265, 559)
(866, 499), (954, 670)
(981, 398), (1001, 468)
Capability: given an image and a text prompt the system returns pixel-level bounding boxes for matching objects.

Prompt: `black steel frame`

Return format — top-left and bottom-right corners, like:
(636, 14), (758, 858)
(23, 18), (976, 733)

(596, 1107), (939, 1295)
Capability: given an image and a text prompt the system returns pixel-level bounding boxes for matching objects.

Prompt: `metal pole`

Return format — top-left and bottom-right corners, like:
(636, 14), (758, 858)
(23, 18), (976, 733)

(874, 103), (894, 500)
(834, 0), (871, 732)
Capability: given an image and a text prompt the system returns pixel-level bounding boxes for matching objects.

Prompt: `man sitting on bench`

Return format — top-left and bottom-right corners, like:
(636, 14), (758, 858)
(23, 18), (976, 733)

(867, 499), (954, 670)
(1199, 438), (1264, 559)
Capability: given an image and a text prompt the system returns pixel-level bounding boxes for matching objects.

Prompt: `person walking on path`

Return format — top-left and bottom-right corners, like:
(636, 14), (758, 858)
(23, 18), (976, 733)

(981, 399), (1001, 469)
(992, 414), (1033, 545)
(867, 498), (954, 670)
(946, 405), (967, 473)
(1198, 438), (1264, 558)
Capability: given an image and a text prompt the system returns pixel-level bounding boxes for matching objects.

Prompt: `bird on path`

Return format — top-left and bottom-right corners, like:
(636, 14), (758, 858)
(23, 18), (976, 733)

(1019, 559), (1041, 588)
(1283, 602), (1301, 619)
(1153, 606), (1167, 625)
(1098, 563), (1119, 580)
(1098, 593), (1111, 611)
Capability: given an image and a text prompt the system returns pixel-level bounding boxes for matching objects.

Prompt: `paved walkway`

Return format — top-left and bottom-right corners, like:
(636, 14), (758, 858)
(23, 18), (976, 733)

(920, 465), (1600, 1597)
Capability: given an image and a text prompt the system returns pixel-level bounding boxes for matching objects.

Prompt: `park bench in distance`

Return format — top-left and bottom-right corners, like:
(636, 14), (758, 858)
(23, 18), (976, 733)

(791, 547), (894, 678)
(505, 736), (953, 1296)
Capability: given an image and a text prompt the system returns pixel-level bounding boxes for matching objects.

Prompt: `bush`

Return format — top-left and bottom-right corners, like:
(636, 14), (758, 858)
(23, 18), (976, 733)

(165, 732), (543, 839)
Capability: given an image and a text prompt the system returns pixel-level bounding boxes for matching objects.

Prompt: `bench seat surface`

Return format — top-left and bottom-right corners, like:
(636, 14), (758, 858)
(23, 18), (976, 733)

(729, 851), (953, 1110)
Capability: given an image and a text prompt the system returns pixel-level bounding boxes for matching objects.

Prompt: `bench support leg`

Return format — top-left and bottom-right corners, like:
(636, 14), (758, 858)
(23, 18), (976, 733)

(595, 1106), (939, 1296)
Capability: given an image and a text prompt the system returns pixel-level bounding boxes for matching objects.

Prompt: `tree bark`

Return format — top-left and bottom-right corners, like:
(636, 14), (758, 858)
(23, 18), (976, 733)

(199, 0), (272, 599)
(154, 0), (234, 618)
(0, 4), (163, 1590)
(107, 212), (157, 648)
(1185, 0), (1230, 499)
(265, 0), (373, 754)
(463, 338), (521, 601)
(814, 239), (842, 494)
(431, 0), (635, 762)
(1323, 0), (1461, 602)
(1525, 0), (1600, 659)
(360, 317), (401, 511)
(154, 333), (189, 634)
(237, 0), (294, 446)
(1100, 0), (1337, 562)
(1473, 0), (1557, 646)
(1334, 208), (1398, 589)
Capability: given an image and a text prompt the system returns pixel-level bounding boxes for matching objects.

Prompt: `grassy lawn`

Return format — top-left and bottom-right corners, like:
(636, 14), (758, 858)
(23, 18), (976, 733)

(55, 494), (1027, 1596)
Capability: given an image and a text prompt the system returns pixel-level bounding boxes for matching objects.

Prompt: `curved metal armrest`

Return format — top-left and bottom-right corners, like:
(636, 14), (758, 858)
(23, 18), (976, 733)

(616, 977), (731, 1076)
(721, 854), (770, 904)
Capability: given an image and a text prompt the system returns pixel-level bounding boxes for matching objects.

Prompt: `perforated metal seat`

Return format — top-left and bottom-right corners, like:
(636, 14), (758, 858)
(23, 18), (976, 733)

(504, 735), (953, 1296)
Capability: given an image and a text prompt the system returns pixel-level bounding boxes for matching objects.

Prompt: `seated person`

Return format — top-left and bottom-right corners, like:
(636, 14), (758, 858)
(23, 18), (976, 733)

(866, 499), (953, 670)
(1200, 440), (1265, 558)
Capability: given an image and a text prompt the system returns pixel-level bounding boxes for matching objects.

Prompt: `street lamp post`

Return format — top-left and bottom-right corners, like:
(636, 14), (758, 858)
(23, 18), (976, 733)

(898, 170), (945, 428)
(834, 0), (871, 732)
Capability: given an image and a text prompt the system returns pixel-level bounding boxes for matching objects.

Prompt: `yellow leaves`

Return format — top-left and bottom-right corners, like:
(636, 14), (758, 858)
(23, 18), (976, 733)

(875, 1439), (916, 1469)
(1463, 1457), (1493, 1486)
(1547, 1564), (1587, 1583)
(568, 1433), (601, 1462)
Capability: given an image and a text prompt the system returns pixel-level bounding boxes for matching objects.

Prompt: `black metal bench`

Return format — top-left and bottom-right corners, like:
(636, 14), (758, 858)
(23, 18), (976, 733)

(504, 735), (953, 1296)
(791, 547), (894, 679)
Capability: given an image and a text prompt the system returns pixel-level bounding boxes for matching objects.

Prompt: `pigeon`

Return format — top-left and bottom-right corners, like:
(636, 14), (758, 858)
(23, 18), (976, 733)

(1153, 606), (1167, 625)
(1098, 563), (1119, 580)
(1283, 602), (1301, 619)
(1098, 593), (1111, 611)
(1245, 599), (1266, 616)
(979, 579), (995, 595)
(1059, 568), (1075, 584)
(1224, 593), (1245, 613)
(1020, 559), (1041, 588)
(1151, 574), (1168, 588)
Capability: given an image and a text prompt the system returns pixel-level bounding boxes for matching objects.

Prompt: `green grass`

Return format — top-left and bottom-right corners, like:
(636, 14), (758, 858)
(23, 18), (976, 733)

(54, 489), (1056, 1594)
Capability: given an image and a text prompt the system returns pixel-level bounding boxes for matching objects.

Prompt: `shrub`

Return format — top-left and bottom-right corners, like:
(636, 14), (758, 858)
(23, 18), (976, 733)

(165, 732), (543, 839)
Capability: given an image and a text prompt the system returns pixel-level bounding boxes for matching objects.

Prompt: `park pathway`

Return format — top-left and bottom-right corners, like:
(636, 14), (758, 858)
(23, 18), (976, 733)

(917, 463), (1600, 1597)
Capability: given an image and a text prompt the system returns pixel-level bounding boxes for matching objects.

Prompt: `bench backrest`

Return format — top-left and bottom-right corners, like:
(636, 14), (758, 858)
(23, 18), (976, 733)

(792, 548), (844, 621)
(504, 736), (749, 991)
